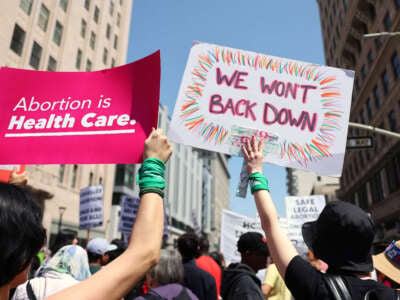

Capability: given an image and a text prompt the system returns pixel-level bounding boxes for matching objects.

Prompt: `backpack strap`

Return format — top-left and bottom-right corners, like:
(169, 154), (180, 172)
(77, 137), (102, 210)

(323, 274), (352, 300)
(25, 280), (37, 300)
(143, 291), (168, 300)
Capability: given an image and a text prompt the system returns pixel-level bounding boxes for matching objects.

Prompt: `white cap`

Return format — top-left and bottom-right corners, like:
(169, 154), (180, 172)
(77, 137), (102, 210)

(87, 238), (117, 255)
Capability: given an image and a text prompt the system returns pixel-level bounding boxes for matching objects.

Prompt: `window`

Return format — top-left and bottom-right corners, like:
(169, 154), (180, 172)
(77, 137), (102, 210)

(59, 0), (68, 12)
(103, 48), (108, 64)
(111, 58), (115, 68)
(99, 177), (103, 185)
(120, 0), (123, 5)
(361, 65), (367, 79)
(84, 0), (90, 10)
(375, 38), (382, 50)
(29, 42), (42, 70)
(20, 0), (33, 15)
(38, 4), (50, 32)
(76, 49), (82, 69)
(53, 21), (63, 46)
(86, 59), (92, 71)
(59, 165), (65, 183)
(381, 70), (390, 94)
(110, 1), (114, 15)
(371, 172), (384, 204)
(374, 86), (381, 109)
(117, 13), (121, 27)
(385, 155), (400, 193)
(47, 56), (57, 71)
(10, 24), (26, 56)
(114, 35), (118, 49)
(71, 165), (78, 187)
(384, 12), (391, 31)
(360, 109), (366, 124)
(359, 152), (364, 167)
(106, 24), (111, 39)
(90, 31), (96, 49)
(367, 51), (373, 65)
(389, 110), (396, 131)
(81, 19), (87, 38)
(94, 6), (99, 23)
(367, 98), (373, 120)
(89, 172), (93, 186)
(391, 52), (400, 79)
(356, 185), (369, 211)
(343, 0), (348, 10)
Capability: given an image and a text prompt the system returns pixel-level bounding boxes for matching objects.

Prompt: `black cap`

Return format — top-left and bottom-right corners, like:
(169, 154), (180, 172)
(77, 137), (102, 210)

(302, 201), (375, 273)
(237, 232), (269, 255)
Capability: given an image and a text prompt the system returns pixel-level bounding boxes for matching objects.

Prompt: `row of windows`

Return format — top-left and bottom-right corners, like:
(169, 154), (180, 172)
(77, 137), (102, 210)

(75, 47), (116, 71)
(81, 21), (119, 51)
(344, 151), (400, 209)
(85, 0), (122, 28)
(20, 0), (68, 16)
(59, 165), (103, 188)
(352, 51), (400, 131)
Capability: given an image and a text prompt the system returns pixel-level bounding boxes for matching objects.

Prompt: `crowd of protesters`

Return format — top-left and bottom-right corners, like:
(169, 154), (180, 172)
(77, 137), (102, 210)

(1, 130), (400, 300)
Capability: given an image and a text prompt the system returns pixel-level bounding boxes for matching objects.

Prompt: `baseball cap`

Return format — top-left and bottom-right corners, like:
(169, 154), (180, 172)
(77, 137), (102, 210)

(373, 240), (400, 284)
(237, 232), (269, 255)
(87, 238), (117, 255)
(302, 201), (375, 273)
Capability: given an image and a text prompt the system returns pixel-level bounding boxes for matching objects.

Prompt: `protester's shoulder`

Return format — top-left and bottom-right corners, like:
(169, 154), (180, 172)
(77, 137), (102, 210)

(285, 255), (331, 300)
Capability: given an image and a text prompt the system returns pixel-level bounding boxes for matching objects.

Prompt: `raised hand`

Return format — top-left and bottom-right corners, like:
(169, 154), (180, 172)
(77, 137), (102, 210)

(242, 136), (264, 174)
(143, 128), (173, 163)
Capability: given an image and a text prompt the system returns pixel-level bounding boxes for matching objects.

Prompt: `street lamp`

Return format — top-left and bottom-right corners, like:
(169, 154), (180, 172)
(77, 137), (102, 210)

(363, 32), (400, 38)
(58, 206), (66, 233)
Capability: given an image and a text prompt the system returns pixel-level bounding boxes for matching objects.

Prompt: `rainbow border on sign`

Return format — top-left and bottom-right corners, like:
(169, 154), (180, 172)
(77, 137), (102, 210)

(180, 46), (345, 164)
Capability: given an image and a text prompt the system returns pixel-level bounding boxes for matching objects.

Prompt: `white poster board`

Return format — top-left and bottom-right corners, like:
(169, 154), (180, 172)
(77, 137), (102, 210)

(220, 209), (264, 265)
(285, 195), (326, 257)
(79, 185), (103, 230)
(169, 42), (354, 176)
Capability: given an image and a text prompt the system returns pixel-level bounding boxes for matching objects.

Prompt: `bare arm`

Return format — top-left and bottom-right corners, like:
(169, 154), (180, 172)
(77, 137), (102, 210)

(261, 283), (272, 297)
(242, 137), (298, 279)
(48, 129), (172, 300)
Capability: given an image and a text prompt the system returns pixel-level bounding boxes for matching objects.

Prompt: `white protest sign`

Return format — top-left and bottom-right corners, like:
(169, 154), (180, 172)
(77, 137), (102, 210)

(285, 195), (326, 257)
(220, 209), (264, 265)
(79, 185), (103, 230)
(118, 196), (140, 234)
(169, 42), (354, 176)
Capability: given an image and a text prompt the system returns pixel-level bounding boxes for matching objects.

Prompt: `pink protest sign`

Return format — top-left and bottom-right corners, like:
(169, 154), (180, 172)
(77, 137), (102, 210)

(0, 51), (160, 164)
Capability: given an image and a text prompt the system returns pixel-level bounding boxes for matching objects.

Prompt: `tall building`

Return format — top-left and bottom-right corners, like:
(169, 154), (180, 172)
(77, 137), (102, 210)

(0, 0), (133, 244)
(317, 0), (400, 242)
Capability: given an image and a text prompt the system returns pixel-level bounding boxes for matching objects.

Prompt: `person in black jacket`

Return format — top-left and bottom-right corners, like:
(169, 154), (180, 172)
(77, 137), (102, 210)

(177, 233), (217, 300)
(221, 231), (269, 300)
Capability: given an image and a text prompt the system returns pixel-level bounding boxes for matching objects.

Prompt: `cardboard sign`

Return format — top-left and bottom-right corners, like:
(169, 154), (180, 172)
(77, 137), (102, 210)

(79, 185), (104, 230)
(285, 195), (326, 257)
(0, 51), (160, 164)
(118, 196), (140, 234)
(220, 209), (264, 265)
(169, 42), (354, 176)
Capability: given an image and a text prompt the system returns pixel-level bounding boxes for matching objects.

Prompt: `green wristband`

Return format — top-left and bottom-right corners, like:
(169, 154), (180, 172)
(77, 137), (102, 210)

(139, 187), (164, 198)
(138, 158), (166, 191)
(248, 172), (269, 194)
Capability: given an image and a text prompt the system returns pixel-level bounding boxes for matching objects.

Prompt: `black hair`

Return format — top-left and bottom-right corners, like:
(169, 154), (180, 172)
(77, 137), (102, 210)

(107, 239), (126, 262)
(87, 251), (102, 263)
(209, 251), (223, 268)
(199, 237), (210, 254)
(0, 183), (46, 286)
(177, 233), (199, 260)
(50, 228), (78, 255)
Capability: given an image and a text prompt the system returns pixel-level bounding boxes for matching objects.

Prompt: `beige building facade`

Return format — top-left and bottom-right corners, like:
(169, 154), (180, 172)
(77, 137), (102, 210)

(0, 0), (133, 244)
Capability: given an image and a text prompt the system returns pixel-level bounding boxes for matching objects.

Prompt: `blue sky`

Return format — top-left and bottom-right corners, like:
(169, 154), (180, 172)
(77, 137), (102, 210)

(127, 0), (325, 217)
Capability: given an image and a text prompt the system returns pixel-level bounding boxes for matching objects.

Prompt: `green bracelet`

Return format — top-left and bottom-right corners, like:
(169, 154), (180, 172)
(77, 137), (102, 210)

(139, 187), (164, 198)
(138, 158), (166, 193)
(248, 172), (269, 194)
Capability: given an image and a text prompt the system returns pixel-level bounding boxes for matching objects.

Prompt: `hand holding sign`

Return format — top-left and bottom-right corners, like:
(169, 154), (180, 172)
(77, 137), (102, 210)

(242, 136), (264, 174)
(144, 128), (173, 163)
